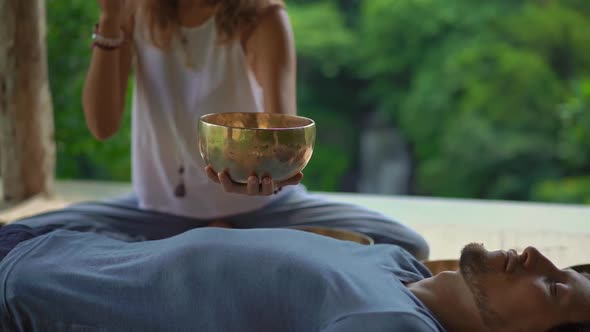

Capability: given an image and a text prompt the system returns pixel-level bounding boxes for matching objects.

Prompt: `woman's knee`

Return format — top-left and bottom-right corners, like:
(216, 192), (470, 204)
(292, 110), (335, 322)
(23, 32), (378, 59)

(14, 209), (75, 227)
(401, 232), (430, 261)
(370, 220), (430, 261)
(13, 203), (113, 230)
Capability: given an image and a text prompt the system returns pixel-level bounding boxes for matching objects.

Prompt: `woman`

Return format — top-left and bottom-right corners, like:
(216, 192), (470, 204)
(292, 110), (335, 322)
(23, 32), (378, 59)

(7, 0), (429, 259)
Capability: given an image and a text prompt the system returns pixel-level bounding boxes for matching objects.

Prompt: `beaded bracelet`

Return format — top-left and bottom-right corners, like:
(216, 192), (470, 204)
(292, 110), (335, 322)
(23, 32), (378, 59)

(92, 23), (125, 50)
(91, 42), (121, 51)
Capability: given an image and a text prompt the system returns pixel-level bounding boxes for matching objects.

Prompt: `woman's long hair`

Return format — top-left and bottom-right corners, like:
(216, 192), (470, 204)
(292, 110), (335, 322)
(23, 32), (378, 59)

(129, 0), (284, 48)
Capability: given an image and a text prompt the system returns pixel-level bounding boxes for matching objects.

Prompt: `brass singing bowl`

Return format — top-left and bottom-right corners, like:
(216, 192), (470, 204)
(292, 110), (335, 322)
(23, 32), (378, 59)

(421, 259), (460, 275)
(198, 112), (316, 183)
(569, 264), (590, 274)
(290, 226), (375, 246)
(422, 261), (590, 276)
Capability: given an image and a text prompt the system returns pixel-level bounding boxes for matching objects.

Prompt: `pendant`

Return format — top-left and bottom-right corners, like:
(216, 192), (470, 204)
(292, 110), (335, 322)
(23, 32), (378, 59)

(174, 165), (186, 198)
(180, 35), (193, 69)
(174, 182), (186, 197)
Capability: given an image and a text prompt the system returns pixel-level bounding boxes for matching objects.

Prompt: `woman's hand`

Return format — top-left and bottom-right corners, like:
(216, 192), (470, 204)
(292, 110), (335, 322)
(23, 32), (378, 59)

(205, 166), (303, 196)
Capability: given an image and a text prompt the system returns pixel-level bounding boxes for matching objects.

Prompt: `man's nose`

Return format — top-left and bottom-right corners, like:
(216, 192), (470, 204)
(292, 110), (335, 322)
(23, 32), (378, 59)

(521, 246), (538, 270)
(521, 246), (558, 273)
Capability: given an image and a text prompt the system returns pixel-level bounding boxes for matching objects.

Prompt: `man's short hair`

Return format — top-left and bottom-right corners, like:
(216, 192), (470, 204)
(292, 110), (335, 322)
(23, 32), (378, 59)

(546, 273), (590, 332)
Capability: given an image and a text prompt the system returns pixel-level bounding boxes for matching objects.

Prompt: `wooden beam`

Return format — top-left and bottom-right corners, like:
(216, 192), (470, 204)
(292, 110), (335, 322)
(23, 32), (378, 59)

(0, 0), (55, 203)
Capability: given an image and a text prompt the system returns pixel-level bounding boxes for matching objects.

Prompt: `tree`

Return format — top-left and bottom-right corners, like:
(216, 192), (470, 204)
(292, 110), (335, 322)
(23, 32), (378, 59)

(0, 0), (55, 202)
(358, 0), (590, 201)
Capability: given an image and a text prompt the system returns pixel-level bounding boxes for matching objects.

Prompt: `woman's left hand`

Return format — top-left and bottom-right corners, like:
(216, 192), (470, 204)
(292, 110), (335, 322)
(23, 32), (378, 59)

(205, 166), (303, 196)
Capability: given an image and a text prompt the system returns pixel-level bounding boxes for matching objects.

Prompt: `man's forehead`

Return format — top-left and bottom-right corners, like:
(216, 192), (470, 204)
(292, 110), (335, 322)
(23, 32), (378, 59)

(568, 269), (590, 287)
(566, 270), (590, 319)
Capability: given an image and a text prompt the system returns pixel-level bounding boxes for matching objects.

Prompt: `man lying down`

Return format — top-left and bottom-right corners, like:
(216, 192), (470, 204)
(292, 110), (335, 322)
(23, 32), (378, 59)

(0, 226), (588, 332)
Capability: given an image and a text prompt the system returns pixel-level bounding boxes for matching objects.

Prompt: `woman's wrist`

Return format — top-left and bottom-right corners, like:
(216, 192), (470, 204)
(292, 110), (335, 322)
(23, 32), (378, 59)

(93, 14), (126, 51)
(98, 14), (122, 38)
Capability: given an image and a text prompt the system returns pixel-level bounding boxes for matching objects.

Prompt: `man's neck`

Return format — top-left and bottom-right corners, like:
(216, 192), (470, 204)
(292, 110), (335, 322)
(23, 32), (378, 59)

(406, 271), (486, 332)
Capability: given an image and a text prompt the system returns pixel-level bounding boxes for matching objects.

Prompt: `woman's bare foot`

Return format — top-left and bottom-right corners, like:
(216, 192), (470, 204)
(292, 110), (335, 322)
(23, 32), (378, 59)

(206, 220), (233, 228)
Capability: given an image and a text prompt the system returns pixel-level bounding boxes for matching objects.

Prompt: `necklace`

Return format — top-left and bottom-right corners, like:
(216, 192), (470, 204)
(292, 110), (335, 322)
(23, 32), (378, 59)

(163, 37), (193, 197)
(179, 33), (194, 69)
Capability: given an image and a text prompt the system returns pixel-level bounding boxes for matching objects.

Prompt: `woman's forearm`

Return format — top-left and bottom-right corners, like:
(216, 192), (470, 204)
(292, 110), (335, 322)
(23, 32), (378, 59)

(246, 8), (297, 116)
(82, 16), (132, 140)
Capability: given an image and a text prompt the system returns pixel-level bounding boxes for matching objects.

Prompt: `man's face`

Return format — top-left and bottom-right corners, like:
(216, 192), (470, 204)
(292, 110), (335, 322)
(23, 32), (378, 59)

(459, 243), (590, 331)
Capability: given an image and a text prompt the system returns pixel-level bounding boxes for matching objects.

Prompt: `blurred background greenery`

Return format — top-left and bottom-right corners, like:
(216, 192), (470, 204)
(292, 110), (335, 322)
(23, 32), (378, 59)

(47, 0), (590, 204)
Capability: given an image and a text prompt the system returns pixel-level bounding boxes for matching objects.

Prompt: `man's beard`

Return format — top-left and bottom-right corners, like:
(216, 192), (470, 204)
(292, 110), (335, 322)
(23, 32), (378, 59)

(459, 242), (490, 276)
(459, 243), (505, 327)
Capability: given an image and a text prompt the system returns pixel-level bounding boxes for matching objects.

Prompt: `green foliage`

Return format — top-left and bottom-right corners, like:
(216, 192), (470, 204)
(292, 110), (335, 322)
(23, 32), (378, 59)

(289, 2), (356, 76)
(401, 41), (564, 199)
(47, 0), (132, 181)
(533, 176), (590, 205)
(558, 79), (590, 169)
(296, 109), (355, 191)
(289, 1), (362, 191)
(353, 0), (590, 203)
(301, 145), (351, 191)
(46, 0), (590, 203)
(533, 78), (590, 205)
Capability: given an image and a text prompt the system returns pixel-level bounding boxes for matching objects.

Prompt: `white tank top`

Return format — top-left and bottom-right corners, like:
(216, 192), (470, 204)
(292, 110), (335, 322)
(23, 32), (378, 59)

(131, 13), (286, 219)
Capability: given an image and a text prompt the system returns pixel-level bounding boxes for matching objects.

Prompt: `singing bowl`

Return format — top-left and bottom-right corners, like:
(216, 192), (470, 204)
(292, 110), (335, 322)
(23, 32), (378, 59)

(198, 112), (316, 183)
(290, 226), (374, 246)
(569, 264), (590, 274)
(422, 262), (590, 276)
(422, 259), (460, 275)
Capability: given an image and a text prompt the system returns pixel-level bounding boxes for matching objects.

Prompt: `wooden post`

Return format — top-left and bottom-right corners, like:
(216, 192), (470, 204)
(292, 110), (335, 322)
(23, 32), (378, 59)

(0, 0), (55, 203)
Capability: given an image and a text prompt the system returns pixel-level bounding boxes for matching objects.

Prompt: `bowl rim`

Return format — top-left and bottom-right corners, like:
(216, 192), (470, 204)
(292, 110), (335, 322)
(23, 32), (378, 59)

(288, 226), (375, 245)
(199, 112), (315, 131)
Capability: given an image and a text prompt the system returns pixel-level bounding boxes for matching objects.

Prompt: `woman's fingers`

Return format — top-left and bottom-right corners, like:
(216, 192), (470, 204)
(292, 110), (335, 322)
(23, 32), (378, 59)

(205, 166), (221, 183)
(219, 170), (238, 193)
(276, 172), (303, 188)
(208, 166), (254, 195)
(261, 177), (274, 196)
(247, 176), (260, 195)
(207, 220), (233, 228)
(205, 166), (303, 196)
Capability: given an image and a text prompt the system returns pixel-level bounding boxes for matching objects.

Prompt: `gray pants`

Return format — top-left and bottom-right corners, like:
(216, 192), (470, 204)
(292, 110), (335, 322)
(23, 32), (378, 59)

(14, 186), (429, 260)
